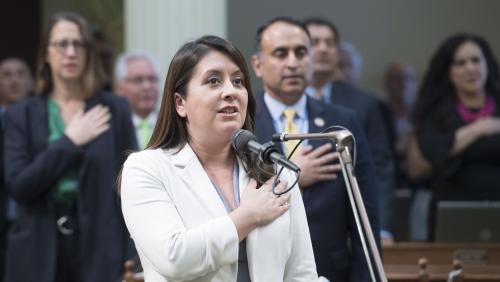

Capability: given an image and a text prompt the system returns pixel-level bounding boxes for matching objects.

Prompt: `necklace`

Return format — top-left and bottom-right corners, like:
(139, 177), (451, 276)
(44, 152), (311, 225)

(456, 95), (496, 123)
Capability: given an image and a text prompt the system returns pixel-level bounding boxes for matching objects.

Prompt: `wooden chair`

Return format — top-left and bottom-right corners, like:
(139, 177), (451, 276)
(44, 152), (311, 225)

(447, 259), (500, 282)
(418, 258), (430, 282)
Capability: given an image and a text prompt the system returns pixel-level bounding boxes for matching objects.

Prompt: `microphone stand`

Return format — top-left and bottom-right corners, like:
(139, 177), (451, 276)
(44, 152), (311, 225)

(274, 131), (387, 282)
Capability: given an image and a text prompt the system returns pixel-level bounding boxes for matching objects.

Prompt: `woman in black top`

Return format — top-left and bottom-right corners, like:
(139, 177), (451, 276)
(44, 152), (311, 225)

(412, 33), (500, 241)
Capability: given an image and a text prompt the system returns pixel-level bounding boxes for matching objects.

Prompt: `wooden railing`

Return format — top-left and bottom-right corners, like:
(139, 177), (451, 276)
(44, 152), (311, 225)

(383, 243), (500, 282)
(122, 243), (500, 282)
(122, 260), (144, 282)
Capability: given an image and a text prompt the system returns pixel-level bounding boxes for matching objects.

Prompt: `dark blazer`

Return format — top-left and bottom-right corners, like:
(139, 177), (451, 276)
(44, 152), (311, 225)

(3, 92), (137, 282)
(0, 111), (5, 232)
(0, 111), (6, 282)
(255, 94), (380, 282)
(330, 81), (395, 233)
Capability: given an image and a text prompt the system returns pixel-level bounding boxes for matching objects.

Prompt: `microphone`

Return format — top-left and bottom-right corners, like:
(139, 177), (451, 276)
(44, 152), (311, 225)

(231, 129), (300, 173)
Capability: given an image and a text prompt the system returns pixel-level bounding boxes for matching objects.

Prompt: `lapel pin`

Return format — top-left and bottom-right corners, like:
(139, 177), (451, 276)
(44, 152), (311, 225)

(314, 117), (325, 127)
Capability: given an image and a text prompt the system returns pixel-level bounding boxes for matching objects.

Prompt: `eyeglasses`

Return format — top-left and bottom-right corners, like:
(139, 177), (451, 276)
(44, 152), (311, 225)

(125, 75), (159, 85)
(49, 40), (87, 54)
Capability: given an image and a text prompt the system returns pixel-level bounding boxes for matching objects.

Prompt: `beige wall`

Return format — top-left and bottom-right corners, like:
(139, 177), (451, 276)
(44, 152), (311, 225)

(124, 0), (227, 82)
(228, 0), (500, 98)
(41, 0), (500, 98)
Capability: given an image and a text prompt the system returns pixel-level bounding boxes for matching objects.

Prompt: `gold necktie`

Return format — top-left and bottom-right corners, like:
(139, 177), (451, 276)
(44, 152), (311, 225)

(283, 108), (300, 157)
(314, 88), (323, 101)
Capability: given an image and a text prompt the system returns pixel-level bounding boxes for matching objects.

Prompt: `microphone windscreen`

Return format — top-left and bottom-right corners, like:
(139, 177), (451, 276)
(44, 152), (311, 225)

(231, 129), (257, 152)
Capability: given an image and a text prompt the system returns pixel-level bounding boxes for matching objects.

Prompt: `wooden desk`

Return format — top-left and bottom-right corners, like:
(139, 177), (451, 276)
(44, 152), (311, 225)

(383, 243), (500, 282)
(384, 242), (500, 265)
(123, 243), (500, 282)
(386, 264), (500, 281)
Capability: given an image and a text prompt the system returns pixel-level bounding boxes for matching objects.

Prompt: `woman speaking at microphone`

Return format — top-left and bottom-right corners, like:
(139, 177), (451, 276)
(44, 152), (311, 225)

(120, 35), (318, 281)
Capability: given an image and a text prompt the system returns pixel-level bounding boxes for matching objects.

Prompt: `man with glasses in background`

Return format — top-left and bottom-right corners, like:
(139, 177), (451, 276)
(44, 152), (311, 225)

(114, 51), (160, 149)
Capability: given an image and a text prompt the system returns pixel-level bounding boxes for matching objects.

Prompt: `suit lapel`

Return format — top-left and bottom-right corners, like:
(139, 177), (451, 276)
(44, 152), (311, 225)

(330, 81), (339, 102)
(330, 81), (351, 106)
(306, 97), (330, 147)
(78, 93), (111, 198)
(172, 144), (232, 217)
(255, 93), (282, 152)
(84, 92), (102, 110)
(237, 158), (249, 200)
(32, 96), (50, 155)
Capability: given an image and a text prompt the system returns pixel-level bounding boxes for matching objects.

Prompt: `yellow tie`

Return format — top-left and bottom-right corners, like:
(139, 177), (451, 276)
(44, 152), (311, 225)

(283, 108), (300, 157)
(139, 119), (151, 149)
(314, 88), (323, 100)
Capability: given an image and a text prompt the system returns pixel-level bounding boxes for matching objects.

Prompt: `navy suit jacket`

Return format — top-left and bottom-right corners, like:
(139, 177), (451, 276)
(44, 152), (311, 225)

(0, 112), (4, 218)
(0, 112), (5, 233)
(255, 94), (381, 281)
(3, 92), (137, 282)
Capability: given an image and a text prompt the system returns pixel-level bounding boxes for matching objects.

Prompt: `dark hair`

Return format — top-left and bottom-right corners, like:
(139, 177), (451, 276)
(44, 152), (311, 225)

(35, 12), (105, 98)
(149, 35), (273, 184)
(254, 16), (311, 54)
(303, 17), (340, 44)
(412, 33), (500, 132)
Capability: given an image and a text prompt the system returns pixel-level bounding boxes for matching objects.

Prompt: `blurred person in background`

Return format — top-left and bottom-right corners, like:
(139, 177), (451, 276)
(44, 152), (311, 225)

(0, 56), (33, 281)
(384, 62), (421, 188)
(412, 33), (500, 241)
(114, 51), (160, 149)
(93, 28), (114, 91)
(305, 17), (395, 245)
(0, 57), (33, 109)
(3, 12), (137, 282)
(384, 61), (432, 241)
(337, 41), (363, 86)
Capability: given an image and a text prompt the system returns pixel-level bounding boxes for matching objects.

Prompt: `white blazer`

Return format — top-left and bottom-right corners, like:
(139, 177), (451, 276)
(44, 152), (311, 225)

(120, 144), (318, 282)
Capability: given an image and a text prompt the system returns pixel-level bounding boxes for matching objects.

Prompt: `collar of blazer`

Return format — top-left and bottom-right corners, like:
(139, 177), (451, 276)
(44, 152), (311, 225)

(169, 142), (250, 205)
(170, 143), (197, 169)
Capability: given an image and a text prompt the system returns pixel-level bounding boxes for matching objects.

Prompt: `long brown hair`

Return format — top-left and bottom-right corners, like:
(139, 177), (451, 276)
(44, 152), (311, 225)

(412, 33), (500, 133)
(149, 35), (273, 184)
(35, 12), (105, 98)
